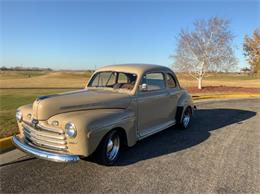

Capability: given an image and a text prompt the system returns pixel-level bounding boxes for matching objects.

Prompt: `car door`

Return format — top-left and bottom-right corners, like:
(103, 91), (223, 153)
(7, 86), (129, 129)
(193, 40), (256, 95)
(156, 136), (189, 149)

(137, 72), (171, 137)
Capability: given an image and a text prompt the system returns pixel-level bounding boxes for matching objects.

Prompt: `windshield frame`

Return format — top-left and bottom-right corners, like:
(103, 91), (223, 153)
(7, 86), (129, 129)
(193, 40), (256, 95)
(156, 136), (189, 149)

(86, 71), (138, 93)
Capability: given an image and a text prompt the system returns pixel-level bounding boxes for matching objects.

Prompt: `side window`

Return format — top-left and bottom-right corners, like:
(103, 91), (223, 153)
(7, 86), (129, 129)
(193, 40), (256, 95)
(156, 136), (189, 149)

(118, 73), (128, 84)
(166, 73), (177, 88)
(90, 72), (116, 87)
(142, 72), (165, 91)
(106, 72), (116, 86)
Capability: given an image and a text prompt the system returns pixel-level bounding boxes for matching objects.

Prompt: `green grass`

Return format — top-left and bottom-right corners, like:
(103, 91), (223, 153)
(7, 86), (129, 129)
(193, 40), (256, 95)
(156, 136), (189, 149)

(0, 89), (73, 138)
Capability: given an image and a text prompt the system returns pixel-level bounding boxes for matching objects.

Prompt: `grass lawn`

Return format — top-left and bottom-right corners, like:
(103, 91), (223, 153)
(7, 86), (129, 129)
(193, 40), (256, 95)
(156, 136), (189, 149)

(0, 89), (76, 138)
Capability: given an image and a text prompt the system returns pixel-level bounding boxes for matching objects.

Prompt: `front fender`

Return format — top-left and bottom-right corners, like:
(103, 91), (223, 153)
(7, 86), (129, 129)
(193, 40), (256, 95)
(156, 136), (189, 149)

(48, 109), (136, 156)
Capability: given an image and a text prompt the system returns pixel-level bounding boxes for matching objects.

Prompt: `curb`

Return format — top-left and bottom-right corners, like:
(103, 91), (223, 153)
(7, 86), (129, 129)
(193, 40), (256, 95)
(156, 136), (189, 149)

(0, 136), (15, 154)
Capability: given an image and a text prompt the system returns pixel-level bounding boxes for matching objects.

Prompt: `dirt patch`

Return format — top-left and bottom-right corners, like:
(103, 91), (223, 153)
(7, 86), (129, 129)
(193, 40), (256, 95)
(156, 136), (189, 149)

(187, 86), (260, 94)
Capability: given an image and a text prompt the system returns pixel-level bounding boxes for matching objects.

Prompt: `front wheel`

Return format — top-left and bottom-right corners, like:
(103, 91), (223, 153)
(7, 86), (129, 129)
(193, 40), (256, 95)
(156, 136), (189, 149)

(180, 107), (192, 129)
(96, 130), (121, 165)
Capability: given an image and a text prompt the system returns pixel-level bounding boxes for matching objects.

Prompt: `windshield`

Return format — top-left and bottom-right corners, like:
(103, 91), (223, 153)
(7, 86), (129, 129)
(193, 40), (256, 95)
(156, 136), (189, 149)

(88, 71), (137, 91)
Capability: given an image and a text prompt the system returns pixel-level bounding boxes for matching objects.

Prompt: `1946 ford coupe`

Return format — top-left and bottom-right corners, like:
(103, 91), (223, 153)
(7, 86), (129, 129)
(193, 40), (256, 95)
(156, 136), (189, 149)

(13, 64), (195, 165)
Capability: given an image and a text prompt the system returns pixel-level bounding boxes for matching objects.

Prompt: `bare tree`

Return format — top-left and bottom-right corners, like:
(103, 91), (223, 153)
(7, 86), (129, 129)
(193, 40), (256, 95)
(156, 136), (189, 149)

(171, 17), (237, 89)
(243, 28), (260, 74)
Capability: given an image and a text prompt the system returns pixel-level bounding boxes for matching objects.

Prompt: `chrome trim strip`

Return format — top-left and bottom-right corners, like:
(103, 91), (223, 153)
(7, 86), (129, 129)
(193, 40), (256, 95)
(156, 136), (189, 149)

(37, 123), (64, 134)
(12, 135), (79, 163)
(23, 129), (67, 145)
(23, 133), (68, 150)
(22, 124), (66, 140)
(25, 138), (66, 152)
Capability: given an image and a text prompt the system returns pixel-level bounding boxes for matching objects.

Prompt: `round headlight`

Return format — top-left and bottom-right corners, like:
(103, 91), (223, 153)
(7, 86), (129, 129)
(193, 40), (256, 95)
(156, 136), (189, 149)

(16, 110), (23, 122)
(65, 122), (77, 138)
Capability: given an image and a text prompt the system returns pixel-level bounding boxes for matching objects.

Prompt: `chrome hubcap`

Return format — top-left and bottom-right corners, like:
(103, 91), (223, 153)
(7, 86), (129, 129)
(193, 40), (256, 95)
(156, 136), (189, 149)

(106, 134), (120, 161)
(183, 111), (190, 128)
(107, 139), (113, 152)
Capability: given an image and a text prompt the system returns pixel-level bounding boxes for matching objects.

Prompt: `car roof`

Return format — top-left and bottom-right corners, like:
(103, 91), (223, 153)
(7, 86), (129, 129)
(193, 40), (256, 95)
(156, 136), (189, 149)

(96, 63), (173, 75)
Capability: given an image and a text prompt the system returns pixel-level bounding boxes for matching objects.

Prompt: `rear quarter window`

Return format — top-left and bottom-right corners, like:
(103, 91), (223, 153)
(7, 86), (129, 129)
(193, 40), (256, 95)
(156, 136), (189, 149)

(142, 72), (165, 91)
(166, 73), (177, 88)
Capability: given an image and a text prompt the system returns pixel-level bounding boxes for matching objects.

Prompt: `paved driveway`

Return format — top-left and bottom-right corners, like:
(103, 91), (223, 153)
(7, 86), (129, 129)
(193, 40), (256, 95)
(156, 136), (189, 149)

(0, 98), (259, 193)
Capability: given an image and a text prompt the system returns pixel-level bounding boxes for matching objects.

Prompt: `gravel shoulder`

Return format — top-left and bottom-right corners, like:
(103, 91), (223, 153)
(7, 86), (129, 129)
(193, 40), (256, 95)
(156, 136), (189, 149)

(0, 98), (259, 193)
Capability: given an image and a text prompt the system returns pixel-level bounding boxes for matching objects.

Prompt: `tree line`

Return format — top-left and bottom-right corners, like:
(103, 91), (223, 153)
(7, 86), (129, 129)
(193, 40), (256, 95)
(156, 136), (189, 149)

(0, 66), (53, 71)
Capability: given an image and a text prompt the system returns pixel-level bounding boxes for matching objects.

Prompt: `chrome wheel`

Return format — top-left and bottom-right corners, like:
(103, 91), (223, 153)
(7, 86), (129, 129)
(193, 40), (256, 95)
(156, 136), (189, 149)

(106, 133), (120, 161)
(182, 108), (191, 128)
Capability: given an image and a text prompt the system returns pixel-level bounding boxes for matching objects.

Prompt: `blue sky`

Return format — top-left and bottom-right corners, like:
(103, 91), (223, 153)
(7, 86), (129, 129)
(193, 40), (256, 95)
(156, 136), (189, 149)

(1, 0), (259, 70)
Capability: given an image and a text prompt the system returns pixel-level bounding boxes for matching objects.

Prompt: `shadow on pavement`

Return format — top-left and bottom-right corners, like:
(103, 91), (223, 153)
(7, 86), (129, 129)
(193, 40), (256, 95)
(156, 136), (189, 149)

(116, 108), (256, 166)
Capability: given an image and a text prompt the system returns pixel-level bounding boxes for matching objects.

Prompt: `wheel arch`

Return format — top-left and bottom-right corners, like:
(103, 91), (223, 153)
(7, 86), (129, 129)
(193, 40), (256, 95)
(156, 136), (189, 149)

(114, 127), (128, 146)
(92, 126), (128, 156)
(176, 90), (194, 123)
(109, 126), (128, 147)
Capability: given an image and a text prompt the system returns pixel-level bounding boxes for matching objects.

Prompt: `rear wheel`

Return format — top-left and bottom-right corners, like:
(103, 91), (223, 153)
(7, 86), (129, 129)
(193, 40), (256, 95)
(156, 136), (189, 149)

(96, 130), (121, 165)
(180, 107), (192, 129)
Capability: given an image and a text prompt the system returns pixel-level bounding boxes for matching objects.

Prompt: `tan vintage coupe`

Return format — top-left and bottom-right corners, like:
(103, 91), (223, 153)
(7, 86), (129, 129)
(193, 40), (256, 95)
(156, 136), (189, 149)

(13, 64), (195, 165)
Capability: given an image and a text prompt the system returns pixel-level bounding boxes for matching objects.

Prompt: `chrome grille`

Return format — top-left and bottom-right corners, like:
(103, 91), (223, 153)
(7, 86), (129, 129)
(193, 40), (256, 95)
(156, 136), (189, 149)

(22, 121), (68, 152)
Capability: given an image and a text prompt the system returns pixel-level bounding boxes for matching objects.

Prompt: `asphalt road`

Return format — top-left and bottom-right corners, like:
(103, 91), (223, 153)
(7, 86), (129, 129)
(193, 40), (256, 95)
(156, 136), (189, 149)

(1, 98), (259, 193)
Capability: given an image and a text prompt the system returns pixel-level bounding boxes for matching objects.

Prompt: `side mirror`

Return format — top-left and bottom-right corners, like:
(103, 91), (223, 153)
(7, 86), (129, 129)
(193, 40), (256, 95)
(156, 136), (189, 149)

(140, 83), (148, 91)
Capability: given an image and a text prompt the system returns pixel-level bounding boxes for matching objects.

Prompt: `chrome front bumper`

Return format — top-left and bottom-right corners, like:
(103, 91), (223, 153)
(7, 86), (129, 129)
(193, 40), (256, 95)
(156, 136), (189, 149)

(12, 135), (80, 163)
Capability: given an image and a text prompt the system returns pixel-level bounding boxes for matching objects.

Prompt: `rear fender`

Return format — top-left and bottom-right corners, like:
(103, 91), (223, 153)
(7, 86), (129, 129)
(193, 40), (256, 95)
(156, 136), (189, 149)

(176, 91), (194, 123)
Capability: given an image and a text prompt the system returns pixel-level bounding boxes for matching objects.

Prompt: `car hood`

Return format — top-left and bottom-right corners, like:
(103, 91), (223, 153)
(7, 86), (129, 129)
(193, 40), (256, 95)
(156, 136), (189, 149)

(32, 89), (131, 120)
